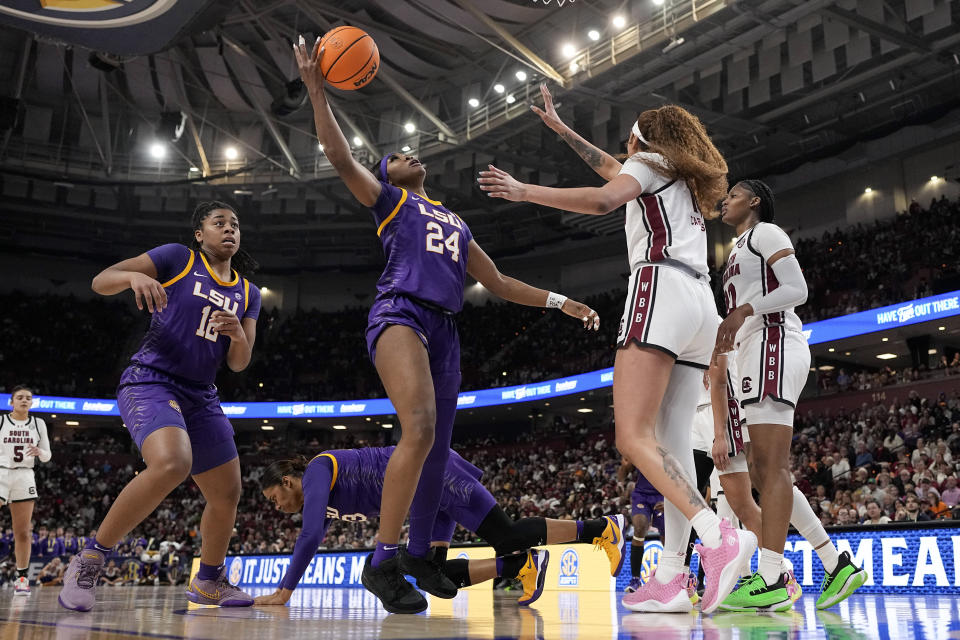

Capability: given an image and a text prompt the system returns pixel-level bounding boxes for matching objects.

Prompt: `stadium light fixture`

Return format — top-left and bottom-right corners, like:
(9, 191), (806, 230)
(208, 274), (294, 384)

(352, 136), (362, 147)
(515, 70), (528, 82)
(653, 0), (665, 5)
(401, 145), (412, 152)
(864, 187), (872, 194)
(261, 425), (275, 431)
(612, 15), (626, 29)
(225, 146), (239, 160)
(562, 43), (576, 58)
(468, 98), (480, 108)
(506, 94), (516, 104)
(382, 423), (394, 429)
(577, 408), (593, 413)
(828, 347), (835, 352)
(569, 61), (579, 73)
(404, 122), (416, 133)
(876, 353), (897, 360)
(930, 176), (939, 182)
(149, 142), (165, 159)
(928, 348), (938, 354)
(333, 425), (347, 430)
(939, 326), (946, 331)
(882, 337), (889, 342)
(494, 83), (505, 94)
(65, 421), (79, 426)
(588, 30), (600, 41)
(318, 142), (324, 151)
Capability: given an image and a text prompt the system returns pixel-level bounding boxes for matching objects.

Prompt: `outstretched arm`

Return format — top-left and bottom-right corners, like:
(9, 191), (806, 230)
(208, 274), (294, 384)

(466, 240), (599, 330)
(477, 165), (642, 215)
(531, 84), (622, 181)
(295, 36), (381, 208)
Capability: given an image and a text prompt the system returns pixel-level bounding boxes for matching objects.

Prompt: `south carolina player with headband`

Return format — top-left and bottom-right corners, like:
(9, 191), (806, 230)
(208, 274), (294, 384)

(1, 384), (51, 595)
(252, 448), (625, 608)
(59, 201), (261, 612)
(294, 38), (601, 614)
(484, 86), (756, 614)
(714, 180), (867, 611)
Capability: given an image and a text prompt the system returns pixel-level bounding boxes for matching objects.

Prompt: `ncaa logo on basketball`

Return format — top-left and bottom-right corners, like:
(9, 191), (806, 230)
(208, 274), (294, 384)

(558, 548), (579, 586)
(228, 557), (243, 585)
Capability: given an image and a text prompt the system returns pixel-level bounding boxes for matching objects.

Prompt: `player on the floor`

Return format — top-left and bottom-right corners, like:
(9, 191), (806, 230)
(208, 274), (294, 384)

(617, 459), (664, 593)
(59, 201), (261, 612)
(295, 39), (600, 614)
(714, 180), (868, 611)
(1, 384), (52, 595)
(488, 83), (756, 614)
(252, 448), (626, 608)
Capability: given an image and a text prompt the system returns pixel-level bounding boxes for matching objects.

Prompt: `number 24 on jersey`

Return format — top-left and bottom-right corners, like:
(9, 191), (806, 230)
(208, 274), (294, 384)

(425, 222), (460, 262)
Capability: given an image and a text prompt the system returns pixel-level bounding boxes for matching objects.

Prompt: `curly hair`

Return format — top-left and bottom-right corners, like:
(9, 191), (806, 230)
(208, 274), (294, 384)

(260, 455), (310, 490)
(190, 201), (259, 278)
(633, 105), (728, 218)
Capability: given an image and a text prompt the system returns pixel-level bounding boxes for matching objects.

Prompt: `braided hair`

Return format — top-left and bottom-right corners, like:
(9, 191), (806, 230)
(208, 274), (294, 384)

(737, 179), (776, 223)
(260, 455), (310, 490)
(189, 201), (259, 278)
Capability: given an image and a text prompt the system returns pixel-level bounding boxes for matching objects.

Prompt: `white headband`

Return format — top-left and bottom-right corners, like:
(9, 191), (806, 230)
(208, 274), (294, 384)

(631, 121), (648, 145)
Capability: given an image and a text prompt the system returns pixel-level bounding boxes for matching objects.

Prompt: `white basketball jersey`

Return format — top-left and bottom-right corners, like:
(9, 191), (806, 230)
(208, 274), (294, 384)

(0, 414), (48, 469)
(619, 153), (708, 276)
(721, 222), (804, 343)
(694, 356), (746, 457)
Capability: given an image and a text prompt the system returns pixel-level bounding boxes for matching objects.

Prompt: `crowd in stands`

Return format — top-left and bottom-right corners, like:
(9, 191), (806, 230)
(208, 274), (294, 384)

(3, 195), (958, 402)
(3, 383), (960, 588)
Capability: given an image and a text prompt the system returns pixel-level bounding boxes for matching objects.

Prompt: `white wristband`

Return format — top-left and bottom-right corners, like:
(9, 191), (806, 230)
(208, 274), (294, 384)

(546, 292), (567, 309)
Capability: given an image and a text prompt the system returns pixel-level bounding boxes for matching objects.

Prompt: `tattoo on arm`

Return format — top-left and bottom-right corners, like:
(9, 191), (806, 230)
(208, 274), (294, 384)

(559, 131), (604, 170)
(656, 446), (709, 510)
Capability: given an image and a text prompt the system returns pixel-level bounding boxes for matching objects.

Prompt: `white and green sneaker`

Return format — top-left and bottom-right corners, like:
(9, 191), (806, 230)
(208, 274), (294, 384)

(816, 551), (868, 610)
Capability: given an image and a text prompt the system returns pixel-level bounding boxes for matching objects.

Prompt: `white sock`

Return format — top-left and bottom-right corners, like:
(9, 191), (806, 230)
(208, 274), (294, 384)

(780, 555), (794, 575)
(790, 486), (839, 573)
(715, 491), (739, 529)
(654, 551), (685, 583)
(653, 366), (701, 556)
(758, 549), (783, 585)
(691, 508), (722, 548)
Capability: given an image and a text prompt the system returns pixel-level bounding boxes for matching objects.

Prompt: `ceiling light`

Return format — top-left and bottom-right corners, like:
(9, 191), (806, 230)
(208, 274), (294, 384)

(930, 176), (939, 182)
(306, 419), (312, 423)
(149, 143), (165, 159)
(882, 337), (889, 342)
(502, 371), (508, 376)
(258, 382), (264, 388)
(261, 287), (270, 293)
(261, 425), (275, 431)
(401, 145), (411, 152)
(818, 365), (835, 371)
(468, 98), (480, 108)
(562, 43), (576, 58)
(577, 408), (593, 413)
(382, 423), (393, 429)
(653, 0), (665, 4)
(189, 166), (200, 172)
(506, 94), (516, 104)
(404, 122), (416, 133)
(928, 348), (938, 355)
(569, 61), (579, 73)
(333, 425), (347, 430)
(233, 189), (253, 196)
(494, 83), (505, 94)
(588, 29), (600, 41)
(515, 70), (528, 82)
(352, 136), (362, 147)
(224, 146), (238, 160)
(864, 187), (872, 194)
(828, 348), (835, 352)
(844, 351), (851, 356)
(65, 421), (79, 426)
(317, 142), (324, 151)
(876, 353), (897, 360)
(612, 15), (626, 29)
(938, 326), (946, 331)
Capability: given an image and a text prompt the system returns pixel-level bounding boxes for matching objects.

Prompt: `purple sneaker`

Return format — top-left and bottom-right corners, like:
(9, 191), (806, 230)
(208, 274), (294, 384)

(621, 569), (692, 613)
(186, 566), (253, 607)
(58, 549), (105, 612)
(696, 518), (758, 614)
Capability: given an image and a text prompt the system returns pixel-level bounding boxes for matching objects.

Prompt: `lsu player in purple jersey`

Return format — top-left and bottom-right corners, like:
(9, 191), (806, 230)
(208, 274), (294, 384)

(485, 84), (755, 613)
(59, 201), (261, 612)
(253, 449), (625, 608)
(295, 38), (602, 614)
(617, 459), (663, 594)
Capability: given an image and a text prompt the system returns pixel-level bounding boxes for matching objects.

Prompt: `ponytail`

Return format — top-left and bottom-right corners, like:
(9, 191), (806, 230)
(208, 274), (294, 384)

(737, 179), (776, 223)
(260, 455), (309, 490)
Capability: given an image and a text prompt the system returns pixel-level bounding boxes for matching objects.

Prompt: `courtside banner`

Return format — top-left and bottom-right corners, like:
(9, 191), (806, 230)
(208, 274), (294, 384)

(616, 524), (960, 595)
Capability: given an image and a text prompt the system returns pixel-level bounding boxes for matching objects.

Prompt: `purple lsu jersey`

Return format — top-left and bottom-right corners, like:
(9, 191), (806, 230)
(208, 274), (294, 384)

(131, 244), (261, 385)
(371, 183), (473, 313)
(633, 470), (657, 494)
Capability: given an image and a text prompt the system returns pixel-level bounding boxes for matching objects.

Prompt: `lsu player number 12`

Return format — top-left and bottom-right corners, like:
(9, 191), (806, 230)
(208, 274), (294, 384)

(2, 384), (52, 595)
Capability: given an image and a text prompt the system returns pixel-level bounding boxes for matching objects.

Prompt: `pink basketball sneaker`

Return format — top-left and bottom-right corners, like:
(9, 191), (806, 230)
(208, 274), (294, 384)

(696, 518), (758, 614)
(621, 569), (692, 613)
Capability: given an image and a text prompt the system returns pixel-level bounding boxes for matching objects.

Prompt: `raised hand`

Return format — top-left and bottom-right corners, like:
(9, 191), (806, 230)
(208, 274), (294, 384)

(294, 34), (326, 101)
(477, 164), (527, 202)
(530, 83), (565, 133)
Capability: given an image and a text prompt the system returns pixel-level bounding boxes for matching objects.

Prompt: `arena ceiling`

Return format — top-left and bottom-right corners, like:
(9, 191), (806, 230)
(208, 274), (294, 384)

(0, 0), (958, 273)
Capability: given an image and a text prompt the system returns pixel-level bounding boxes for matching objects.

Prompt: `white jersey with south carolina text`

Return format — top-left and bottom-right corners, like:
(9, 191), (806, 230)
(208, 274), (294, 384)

(721, 222), (804, 343)
(619, 153), (708, 276)
(0, 414), (51, 469)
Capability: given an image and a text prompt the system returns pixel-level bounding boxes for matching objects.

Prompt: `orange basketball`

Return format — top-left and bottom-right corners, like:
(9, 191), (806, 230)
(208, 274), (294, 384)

(318, 26), (379, 91)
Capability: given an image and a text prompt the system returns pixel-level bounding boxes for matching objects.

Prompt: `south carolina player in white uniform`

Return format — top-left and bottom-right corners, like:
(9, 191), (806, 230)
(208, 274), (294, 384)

(715, 180), (866, 611)
(480, 86), (756, 614)
(1, 385), (52, 594)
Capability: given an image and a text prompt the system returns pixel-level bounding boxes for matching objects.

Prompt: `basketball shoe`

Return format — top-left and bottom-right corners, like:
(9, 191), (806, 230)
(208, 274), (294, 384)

(185, 566), (252, 607)
(816, 551), (868, 610)
(621, 568), (692, 613)
(516, 549), (549, 606)
(13, 576), (30, 595)
(695, 518), (758, 614)
(58, 549), (105, 611)
(398, 547), (457, 598)
(717, 572), (793, 612)
(593, 514), (626, 577)
(625, 576), (643, 593)
(361, 553), (427, 614)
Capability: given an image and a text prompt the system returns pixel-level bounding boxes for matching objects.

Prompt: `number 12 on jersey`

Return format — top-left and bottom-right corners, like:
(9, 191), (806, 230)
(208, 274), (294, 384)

(425, 222), (460, 262)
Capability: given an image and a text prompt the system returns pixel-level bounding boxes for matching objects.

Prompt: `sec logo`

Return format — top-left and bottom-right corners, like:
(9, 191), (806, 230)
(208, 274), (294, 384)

(640, 540), (663, 584)
(228, 557), (243, 586)
(558, 548), (579, 586)
(456, 552), (469, 560)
